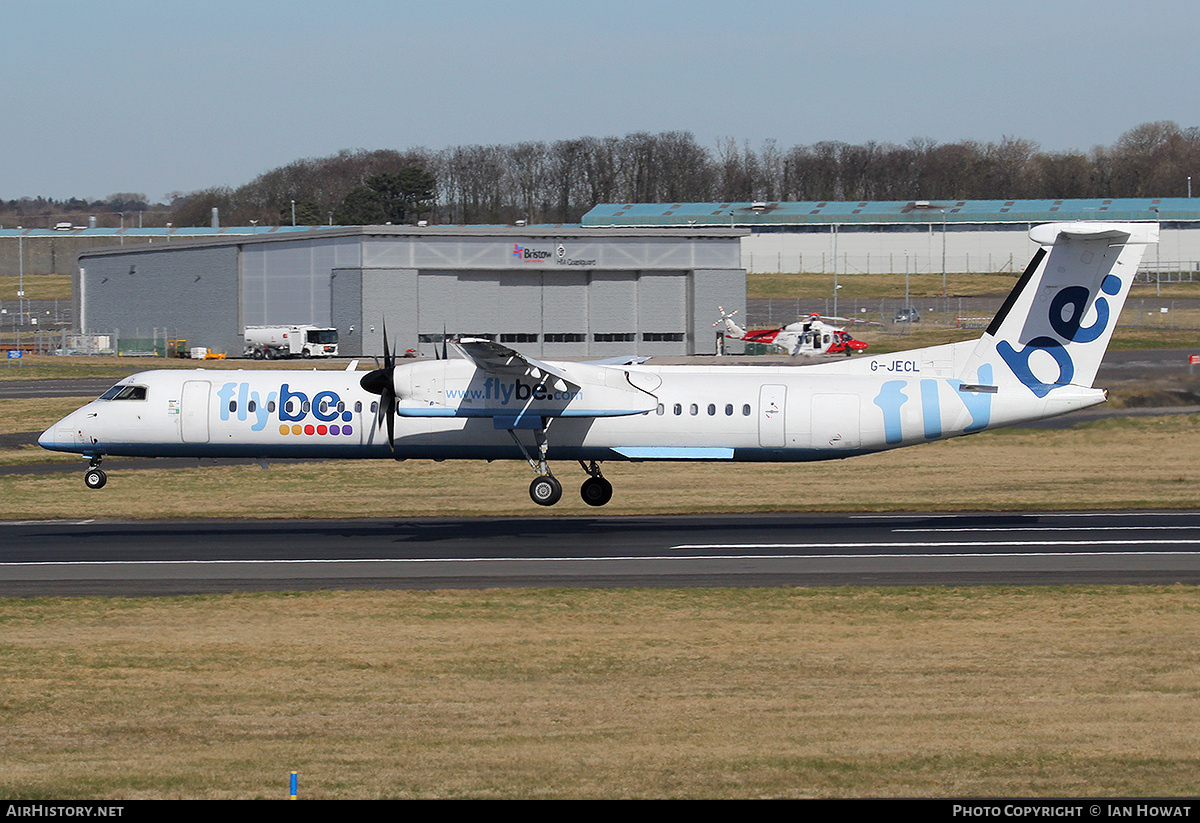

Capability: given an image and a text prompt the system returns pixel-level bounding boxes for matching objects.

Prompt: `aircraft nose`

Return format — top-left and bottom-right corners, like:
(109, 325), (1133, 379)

(38, 411), (77, 452)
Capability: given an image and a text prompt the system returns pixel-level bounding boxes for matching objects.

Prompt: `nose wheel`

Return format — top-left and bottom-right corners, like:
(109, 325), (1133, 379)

(84, 458), (107, 490)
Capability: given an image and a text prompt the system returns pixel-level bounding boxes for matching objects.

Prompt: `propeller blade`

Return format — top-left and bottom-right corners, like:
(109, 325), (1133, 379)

(358, 320), (397, 453)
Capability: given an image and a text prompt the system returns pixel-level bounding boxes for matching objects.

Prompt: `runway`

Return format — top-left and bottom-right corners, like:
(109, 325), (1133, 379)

(2, 510), (1199, 596)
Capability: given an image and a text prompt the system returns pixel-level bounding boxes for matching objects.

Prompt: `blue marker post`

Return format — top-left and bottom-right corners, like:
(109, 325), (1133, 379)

(290, 771), (298, 799)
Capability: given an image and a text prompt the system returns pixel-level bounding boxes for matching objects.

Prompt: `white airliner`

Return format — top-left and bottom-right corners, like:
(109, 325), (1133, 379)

(40, 222), (1156, 507)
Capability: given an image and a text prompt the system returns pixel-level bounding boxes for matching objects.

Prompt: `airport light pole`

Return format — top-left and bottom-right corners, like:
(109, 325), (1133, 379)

(17, 228), (24, 327)
(938, 208), (947, 298)
(832, 223), (839, 319)
(1151, 206), (1161, 296)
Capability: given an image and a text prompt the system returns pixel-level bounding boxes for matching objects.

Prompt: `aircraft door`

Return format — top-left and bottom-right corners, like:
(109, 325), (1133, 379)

(181, 381), (211, 443)
(758, 384), (786, 447)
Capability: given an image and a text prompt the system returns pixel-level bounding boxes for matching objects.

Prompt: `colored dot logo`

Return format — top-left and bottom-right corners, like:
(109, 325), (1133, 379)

(279, 423), (353, 436)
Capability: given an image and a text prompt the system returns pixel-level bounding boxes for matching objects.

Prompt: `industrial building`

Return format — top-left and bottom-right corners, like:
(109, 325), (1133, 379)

(583, 198), (1200, 276)
(74, 226), (747, 358)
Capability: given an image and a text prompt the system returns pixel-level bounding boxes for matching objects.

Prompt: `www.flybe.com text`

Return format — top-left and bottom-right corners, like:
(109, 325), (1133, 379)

(445, 378), (582, 404)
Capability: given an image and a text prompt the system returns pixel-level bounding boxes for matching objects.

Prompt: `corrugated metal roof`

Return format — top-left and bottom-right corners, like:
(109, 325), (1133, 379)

(0, 225), (339, 238)
(582, 198), (1200, 226)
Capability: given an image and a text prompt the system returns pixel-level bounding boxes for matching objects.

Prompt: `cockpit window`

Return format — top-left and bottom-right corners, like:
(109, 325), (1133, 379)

(98, 384), (147, 401)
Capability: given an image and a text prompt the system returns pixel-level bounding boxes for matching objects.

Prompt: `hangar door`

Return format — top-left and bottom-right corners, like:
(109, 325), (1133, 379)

(637, 271), (688, 355)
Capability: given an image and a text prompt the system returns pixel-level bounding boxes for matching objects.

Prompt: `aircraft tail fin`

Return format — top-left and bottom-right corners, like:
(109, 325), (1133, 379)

(963, 221), (1158, 397)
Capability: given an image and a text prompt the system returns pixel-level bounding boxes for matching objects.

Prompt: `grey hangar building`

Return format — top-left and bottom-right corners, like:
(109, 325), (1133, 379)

(74, 226), (748, 359)
(68, 197), (1200, 361)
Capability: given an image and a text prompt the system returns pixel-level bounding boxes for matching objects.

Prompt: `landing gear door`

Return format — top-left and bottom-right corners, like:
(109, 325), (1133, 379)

(182, 380), (211, 443)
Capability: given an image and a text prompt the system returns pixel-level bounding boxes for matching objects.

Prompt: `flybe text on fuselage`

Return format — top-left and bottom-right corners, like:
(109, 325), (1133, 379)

(215, 381), (355, 432)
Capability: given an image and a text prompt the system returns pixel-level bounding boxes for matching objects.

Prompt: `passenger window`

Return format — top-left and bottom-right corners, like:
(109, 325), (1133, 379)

(742, 404), (751, 416)
(268, 401), (276, 413)
(248, 400), (256, 413)
(319, 401), (328, 413)
(673, 403), (682, 416)
(228, 400), (237, 413)
(689, 404), (698, 416)
(656, 404), (664, 415)
(707, 404), (716, 416)
(725, 404), (733, 416)
(354, 401), (362, 413)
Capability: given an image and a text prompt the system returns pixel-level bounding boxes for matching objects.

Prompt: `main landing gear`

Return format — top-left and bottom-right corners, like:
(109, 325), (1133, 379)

(83, 457), (107, 490)
(508, 425), (614, 507)
(579, 462), (613, 507)
(527, 463), (612, 508)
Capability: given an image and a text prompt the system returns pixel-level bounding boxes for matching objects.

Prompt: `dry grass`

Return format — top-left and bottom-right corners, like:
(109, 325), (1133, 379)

(0, 586), (1196, 798)
(0, 274), (71, 300)
(747, 270), (1021, 300)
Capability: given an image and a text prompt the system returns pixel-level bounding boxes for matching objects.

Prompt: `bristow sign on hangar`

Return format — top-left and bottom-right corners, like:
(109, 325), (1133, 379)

(511, 243), (596, 267)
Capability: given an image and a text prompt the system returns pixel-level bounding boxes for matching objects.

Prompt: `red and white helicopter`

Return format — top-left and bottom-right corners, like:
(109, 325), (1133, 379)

(717, 308), (870, 357)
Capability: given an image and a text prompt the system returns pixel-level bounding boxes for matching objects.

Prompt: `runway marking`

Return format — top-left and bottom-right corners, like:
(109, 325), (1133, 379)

(892, 526), (1200, 533)
(3, 549), (1200, 568)
(852, 512), (1196, 520)
(672, 540), (1200, 550)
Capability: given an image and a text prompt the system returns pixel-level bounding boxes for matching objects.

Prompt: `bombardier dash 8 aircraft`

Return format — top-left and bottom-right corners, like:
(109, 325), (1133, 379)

(40, 222), (1156, 507)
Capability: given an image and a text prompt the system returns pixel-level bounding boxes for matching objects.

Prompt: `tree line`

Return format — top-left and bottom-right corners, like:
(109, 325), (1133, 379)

(4, 121), (1198, 229)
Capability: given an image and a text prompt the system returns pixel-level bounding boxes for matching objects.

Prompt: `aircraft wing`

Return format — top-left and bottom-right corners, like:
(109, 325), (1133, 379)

(451, 337), (578, 386)
(585, 355), (651, 366)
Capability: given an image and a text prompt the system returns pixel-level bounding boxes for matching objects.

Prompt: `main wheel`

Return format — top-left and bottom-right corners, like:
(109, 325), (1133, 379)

(529, 475), (562, 506)
(84, 468), (107, 490)
(580, 476), (613, 507)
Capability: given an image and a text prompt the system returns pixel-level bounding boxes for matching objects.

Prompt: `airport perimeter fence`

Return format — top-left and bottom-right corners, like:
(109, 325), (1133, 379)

(743, 252), (1025, 276)
(747, 293), (1200, 336)
(745, 251), (1200, 279)
(33, 329), (176, 357)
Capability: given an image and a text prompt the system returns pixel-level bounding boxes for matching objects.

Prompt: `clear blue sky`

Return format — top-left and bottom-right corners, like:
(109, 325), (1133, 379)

(2, 0), (1196, 202)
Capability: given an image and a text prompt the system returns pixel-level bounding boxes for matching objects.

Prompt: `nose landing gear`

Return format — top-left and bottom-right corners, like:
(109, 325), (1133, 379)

(83, 457), (107, 490)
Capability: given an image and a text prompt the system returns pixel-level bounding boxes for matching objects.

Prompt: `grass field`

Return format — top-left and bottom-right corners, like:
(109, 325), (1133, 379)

(0, 273), (71, 301)
(2, 586), (1197, 799)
